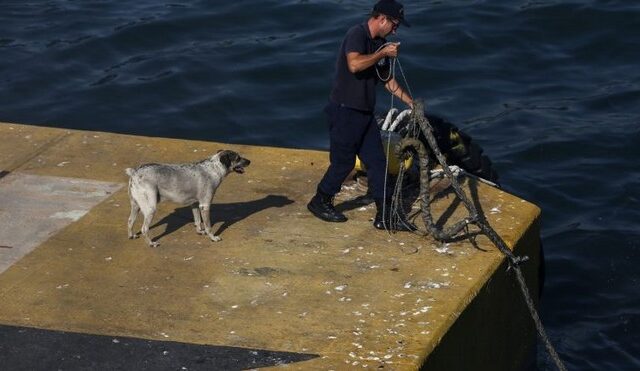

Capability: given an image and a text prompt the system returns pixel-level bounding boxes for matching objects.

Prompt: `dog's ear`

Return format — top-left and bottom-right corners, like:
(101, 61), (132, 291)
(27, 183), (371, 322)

(218, 150), (238, 169)
(217, 149), (223, 153)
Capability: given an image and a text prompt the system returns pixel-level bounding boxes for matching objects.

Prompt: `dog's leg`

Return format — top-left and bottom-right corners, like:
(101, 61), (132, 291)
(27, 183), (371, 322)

(127, 197), (141, 239)
(199, 203), (221, 242)
(191, 203), (205, 234)
(140, 208), (159, 247)
(139, 194), (159, 247)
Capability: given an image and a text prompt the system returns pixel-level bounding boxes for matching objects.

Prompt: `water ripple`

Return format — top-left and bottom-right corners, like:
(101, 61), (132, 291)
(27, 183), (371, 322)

(0, 1), (639, 369)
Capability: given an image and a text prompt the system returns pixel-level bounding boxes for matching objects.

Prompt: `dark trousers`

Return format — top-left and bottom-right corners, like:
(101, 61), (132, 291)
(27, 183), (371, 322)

(317, 102), (388, 201)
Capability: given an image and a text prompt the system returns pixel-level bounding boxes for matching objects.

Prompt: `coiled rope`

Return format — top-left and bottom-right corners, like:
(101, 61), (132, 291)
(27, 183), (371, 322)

(376, 49), (567, 370)
(375, 42), (417, 235)
(397, 102), (567, 371)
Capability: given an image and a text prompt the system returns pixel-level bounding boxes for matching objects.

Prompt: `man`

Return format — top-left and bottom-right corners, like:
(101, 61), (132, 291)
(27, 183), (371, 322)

(308, 0), (416, 232)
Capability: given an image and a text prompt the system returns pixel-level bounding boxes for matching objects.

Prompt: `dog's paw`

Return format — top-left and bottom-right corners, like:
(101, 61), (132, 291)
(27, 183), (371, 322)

(128, 233), (140, 239)
(209, 234), (222, 242)
(149, 241), (160, 248)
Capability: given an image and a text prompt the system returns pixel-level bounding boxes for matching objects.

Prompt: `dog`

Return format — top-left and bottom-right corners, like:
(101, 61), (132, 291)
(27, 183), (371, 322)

(125, 150), (251, 247)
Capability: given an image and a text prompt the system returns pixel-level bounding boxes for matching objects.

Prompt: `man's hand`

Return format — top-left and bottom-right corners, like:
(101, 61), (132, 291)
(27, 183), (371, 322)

(380, 42), (401, 58)
(345, 43), (401, 74)
(384, 77), (413, 108)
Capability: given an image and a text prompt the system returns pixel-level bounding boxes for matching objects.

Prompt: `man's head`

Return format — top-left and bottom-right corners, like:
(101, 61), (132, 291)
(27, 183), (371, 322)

(372, 0), (410, 30)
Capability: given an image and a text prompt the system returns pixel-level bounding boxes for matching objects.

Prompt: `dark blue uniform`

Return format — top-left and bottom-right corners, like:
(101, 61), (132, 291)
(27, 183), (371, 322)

(318, 22), (390, 201)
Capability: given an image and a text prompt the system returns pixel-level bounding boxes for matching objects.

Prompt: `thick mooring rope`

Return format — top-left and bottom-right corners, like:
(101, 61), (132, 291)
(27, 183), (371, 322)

(377, 49), (565, 369)
(396, 101), (567, 371)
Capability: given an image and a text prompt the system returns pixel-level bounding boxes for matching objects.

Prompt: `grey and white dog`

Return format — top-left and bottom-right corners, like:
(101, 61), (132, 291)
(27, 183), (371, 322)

(125, 150), (251, 247)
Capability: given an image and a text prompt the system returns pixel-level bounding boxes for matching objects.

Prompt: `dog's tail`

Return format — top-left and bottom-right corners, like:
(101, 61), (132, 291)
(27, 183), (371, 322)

(125, 168), (137, 206)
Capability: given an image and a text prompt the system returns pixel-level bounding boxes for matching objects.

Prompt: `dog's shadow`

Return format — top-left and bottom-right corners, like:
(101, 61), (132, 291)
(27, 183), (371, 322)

(150, 195), (294, 242)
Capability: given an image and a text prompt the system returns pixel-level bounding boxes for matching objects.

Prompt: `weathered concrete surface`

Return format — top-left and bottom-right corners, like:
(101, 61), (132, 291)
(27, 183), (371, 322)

(0, 173), (121, 273)
(0, 122), (540, 370)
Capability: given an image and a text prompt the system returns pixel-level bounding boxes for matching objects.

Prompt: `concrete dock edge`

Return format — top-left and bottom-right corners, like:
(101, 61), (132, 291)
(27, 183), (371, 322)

(0, 122), (541, 370)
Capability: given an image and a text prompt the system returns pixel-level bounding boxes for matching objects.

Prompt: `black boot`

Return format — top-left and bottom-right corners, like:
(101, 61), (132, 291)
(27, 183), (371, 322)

(307, 190), (347, 223)
(373, 199), (417, 232)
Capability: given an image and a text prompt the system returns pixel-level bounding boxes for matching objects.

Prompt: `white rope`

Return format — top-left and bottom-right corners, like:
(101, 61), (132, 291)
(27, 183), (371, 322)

(382, 130), (392, 233)
(374, 42), (398, 83)
(396, 58), (413, 103)
(375, 41), (417, 237)
(374, 42), (397, 234)
(377, 41), (404, 235)
(381, 108), (398, 131)
(388, 109), (412, 132)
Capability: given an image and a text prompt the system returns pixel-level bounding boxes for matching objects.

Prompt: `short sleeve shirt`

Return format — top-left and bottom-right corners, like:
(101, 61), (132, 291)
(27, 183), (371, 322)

(329, 22), (389, 112)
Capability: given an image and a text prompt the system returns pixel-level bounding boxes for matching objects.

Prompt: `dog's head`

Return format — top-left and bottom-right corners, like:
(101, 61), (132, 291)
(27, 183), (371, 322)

(217, 150), (251, 174)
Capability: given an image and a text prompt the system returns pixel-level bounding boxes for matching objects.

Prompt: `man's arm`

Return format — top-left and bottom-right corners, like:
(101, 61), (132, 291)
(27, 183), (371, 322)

(385, 77), (413, 108)
(345, 43), (399, 73)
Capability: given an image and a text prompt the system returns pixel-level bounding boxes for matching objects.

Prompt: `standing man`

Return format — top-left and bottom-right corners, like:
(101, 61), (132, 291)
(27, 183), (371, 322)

(308, 0), (416, 232)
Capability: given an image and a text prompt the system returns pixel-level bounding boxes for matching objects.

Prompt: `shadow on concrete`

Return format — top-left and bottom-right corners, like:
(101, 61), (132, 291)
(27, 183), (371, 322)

(335, 194), (372, 213)
(0, 324), (319, 370)
(151, 194), (294, 242)
(347, 170), (489, 245)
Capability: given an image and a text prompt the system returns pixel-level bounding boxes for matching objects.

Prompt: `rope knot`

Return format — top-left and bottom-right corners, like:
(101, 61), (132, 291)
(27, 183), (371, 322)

(506, 255), (530, 272)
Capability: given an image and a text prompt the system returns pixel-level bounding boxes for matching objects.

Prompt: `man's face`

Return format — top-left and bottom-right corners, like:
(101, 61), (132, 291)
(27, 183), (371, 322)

(384, 16), (400, 36)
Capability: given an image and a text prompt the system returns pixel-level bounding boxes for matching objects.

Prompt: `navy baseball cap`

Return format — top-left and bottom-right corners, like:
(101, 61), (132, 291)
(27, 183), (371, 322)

(373, 0), (410, 27)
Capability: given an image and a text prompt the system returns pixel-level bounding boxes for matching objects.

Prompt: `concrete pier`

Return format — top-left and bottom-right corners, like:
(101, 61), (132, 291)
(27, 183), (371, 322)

(0, 122), (540, 370)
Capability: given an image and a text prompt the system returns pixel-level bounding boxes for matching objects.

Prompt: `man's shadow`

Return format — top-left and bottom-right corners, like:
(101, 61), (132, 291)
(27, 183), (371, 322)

(150, 195), (294, 241)
(334, 171), (488, 244)
(334, 170), (422, 216)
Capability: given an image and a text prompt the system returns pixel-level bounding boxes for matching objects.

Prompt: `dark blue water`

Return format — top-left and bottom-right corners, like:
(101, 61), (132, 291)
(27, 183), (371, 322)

(1, 1), (639, 369)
